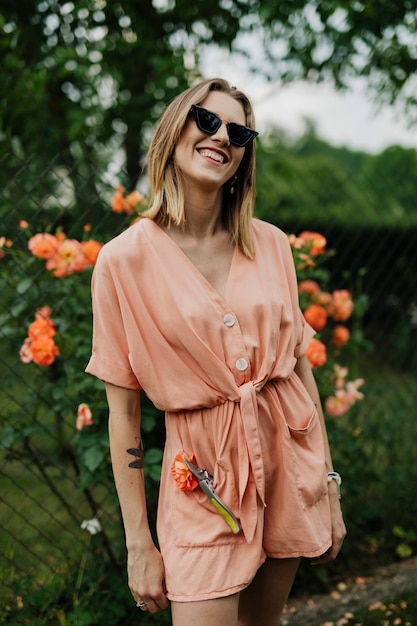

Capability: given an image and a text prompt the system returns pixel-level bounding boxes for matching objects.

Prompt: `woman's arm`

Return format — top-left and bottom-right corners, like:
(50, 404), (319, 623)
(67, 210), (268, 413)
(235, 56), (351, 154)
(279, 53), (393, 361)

(294, 355), (347, 563)
(106, 382), (169, 613)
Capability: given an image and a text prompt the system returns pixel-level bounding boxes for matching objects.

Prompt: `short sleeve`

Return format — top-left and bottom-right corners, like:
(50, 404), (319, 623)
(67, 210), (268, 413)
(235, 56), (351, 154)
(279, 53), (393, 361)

(85, 250), (141, 390)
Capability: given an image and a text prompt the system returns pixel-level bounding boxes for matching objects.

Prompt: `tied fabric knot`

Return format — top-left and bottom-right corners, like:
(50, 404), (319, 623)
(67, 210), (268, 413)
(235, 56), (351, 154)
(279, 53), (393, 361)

(236, 381), (266, 544)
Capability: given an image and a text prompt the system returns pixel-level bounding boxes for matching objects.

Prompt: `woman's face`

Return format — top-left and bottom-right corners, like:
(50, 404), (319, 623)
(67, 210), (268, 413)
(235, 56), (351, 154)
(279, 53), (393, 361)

(174, 90), (247, 194)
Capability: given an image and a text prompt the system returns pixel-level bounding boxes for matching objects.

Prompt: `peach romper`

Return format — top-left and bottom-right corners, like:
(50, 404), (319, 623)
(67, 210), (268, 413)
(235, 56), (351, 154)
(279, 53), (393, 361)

(86, 217), (332, 602)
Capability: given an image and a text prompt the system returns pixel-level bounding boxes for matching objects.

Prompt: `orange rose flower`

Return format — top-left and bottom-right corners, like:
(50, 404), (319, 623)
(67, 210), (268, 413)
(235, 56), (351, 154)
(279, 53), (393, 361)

(0, 237), (12, 259)
(28, 233), (60, 259)
(332, 325), (350, 347)
(30, 335), (60, 366)
(171, 452), (199, 492)
(81, 240), (103, 265)
(298, 231), (327, 256)
(298, 280), (321, 297)
(304, 304), (328, 331)
(19, 338), (33, 363)
(20, 307), (59, 366)
(28, 317), (56, 340)
(331, 289), (354, 321)
(111, 185), (126, 213)
(325, 392), (351, 416)
(46, 239), (86, 277)
(35, 306), (53, 320)
(76, 403), (94, 430)
(314, 290), (333, 311)
(297, 253), (314, 270)
(287, 234), (304, 249)
(125, 190), (144, 212)
(111, 186), (145, 214)
(346, 379), (365, 404)
(306, 339), (327, 368)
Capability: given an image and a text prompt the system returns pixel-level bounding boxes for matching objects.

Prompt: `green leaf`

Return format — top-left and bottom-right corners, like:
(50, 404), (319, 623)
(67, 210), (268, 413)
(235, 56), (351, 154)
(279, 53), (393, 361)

(0, 425), (17, 449)
(396, 543), (413, 559)
(83, 445), (105, 472)
(16, 278), (33, 295)
(145, 447), (163, 465)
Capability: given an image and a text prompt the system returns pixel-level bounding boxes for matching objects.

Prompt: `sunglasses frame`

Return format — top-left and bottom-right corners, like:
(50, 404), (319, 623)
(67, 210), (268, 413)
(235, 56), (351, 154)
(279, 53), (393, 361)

(190, 104), (259, 148)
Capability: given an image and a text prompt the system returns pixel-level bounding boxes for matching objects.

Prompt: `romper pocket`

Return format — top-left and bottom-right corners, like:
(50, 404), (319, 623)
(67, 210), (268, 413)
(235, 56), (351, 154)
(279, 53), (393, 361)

(172, 461), (245, 548)
(285, 407), (327, 509)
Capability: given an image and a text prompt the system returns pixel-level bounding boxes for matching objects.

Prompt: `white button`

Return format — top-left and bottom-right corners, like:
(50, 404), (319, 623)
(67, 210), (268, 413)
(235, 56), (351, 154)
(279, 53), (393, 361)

(235, 358), (248, 371)
(223, 314), (236, 327)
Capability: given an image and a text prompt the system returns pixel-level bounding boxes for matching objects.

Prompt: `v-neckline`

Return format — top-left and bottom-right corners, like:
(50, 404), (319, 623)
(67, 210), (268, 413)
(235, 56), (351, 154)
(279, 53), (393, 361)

(144, 219), (237, 303)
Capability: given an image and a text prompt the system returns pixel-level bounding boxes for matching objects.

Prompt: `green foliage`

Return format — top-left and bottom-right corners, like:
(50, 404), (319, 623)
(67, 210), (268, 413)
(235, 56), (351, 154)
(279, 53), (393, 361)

(392, 525), (417, 559)
(256, 127), (417, 228)
(1, 0), (417, 201)
(1, 532), (171, 626)
(256, 1), (417, 112)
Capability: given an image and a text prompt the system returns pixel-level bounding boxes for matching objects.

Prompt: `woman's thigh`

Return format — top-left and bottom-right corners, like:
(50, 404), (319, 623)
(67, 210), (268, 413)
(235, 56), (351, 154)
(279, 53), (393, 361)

(171, 593), (240, 626)
(238, 557), (301, 626)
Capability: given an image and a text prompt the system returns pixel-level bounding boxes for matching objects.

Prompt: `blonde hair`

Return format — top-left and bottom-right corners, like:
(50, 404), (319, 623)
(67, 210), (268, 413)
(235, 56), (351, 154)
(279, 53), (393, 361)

(142, 78), (257, 258)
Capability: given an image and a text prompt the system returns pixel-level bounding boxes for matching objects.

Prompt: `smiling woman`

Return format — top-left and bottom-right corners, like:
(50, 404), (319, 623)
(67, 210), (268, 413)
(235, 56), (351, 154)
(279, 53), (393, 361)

(85, 77), (346, 626)
(172, 91), (248, 217)
(142, 79), (258, 257)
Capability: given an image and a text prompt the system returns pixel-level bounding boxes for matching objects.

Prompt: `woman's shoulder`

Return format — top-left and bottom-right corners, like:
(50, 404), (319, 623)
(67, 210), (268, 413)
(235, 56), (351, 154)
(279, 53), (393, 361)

(99, 217), (150, 259)
(251, 217), (289, 246)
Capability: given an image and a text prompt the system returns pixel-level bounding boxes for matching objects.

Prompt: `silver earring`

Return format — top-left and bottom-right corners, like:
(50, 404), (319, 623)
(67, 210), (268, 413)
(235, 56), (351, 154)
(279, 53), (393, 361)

(230, 175), (237, 195)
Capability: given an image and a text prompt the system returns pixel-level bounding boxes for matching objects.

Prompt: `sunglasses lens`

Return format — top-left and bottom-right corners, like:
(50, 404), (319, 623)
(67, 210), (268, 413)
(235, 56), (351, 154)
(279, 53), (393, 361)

(193, 106), (221, 134)
(227, 124), (258, 147)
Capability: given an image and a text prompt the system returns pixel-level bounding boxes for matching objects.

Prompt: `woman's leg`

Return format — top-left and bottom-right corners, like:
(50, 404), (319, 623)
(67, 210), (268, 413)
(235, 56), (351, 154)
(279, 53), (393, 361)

(171, 593), (240, 626)
(238, 557), (301, 626)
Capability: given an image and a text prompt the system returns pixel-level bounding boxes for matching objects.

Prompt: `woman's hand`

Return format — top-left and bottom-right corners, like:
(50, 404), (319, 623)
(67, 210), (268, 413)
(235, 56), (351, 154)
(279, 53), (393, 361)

(311, 484), (347, 565)
(128, 542), (170, 614)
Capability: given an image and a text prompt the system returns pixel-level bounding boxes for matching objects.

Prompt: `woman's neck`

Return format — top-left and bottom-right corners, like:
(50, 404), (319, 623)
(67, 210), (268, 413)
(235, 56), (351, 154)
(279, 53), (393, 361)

(182, 188), (225, 240)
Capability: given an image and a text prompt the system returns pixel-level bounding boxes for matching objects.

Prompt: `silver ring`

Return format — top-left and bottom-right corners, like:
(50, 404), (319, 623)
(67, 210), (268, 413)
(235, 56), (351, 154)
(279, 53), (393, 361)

(136, 601), (146, 608)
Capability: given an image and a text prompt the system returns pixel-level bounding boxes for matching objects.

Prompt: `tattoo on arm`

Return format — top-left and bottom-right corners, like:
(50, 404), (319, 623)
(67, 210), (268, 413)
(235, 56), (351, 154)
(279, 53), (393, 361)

(126, 437), (144, 469)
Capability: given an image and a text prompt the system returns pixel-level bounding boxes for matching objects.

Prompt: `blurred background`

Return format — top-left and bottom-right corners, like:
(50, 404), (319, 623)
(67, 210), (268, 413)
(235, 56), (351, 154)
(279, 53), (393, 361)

(1, 2), (416, 624)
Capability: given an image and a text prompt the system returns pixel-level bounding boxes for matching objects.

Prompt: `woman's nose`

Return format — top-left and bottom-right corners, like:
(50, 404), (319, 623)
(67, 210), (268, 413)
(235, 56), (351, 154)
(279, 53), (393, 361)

(212, 122), (230, 145)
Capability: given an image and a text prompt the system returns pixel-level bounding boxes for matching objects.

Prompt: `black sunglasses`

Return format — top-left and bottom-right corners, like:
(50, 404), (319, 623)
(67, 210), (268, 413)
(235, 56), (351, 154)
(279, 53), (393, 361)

(190, 104), (259, 147)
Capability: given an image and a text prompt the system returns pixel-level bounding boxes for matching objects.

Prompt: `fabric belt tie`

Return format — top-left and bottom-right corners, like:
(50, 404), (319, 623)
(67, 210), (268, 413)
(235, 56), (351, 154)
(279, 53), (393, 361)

(237, 381), (266, 544)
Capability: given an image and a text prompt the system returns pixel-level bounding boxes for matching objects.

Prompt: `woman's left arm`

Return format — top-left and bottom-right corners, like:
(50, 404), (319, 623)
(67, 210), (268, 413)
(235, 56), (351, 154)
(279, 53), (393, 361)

(294, 354), (347, 563)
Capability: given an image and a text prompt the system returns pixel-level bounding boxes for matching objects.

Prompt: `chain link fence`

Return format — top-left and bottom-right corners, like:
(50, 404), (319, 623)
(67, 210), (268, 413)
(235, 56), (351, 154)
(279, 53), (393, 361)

(1, 146), (416, 624)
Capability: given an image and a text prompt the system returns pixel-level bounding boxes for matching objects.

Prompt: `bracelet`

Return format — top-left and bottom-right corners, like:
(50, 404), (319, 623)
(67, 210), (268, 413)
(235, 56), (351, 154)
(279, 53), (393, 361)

(327, 471), (342, 499)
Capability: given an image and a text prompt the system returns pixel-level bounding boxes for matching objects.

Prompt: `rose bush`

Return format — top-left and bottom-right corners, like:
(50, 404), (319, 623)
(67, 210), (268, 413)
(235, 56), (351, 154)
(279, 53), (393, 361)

(288, 230), (367, 416)
(1, 195), (160, 493)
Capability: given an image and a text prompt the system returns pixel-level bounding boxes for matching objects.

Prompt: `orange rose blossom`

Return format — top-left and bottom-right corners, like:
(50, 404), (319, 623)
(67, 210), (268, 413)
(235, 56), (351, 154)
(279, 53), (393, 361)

(306, 339), (327, 368)
(171, 452), (199, 491)
(76, 403), (94, 430)
(20, 308), (59, 366)
(28, 231), (102, 278)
